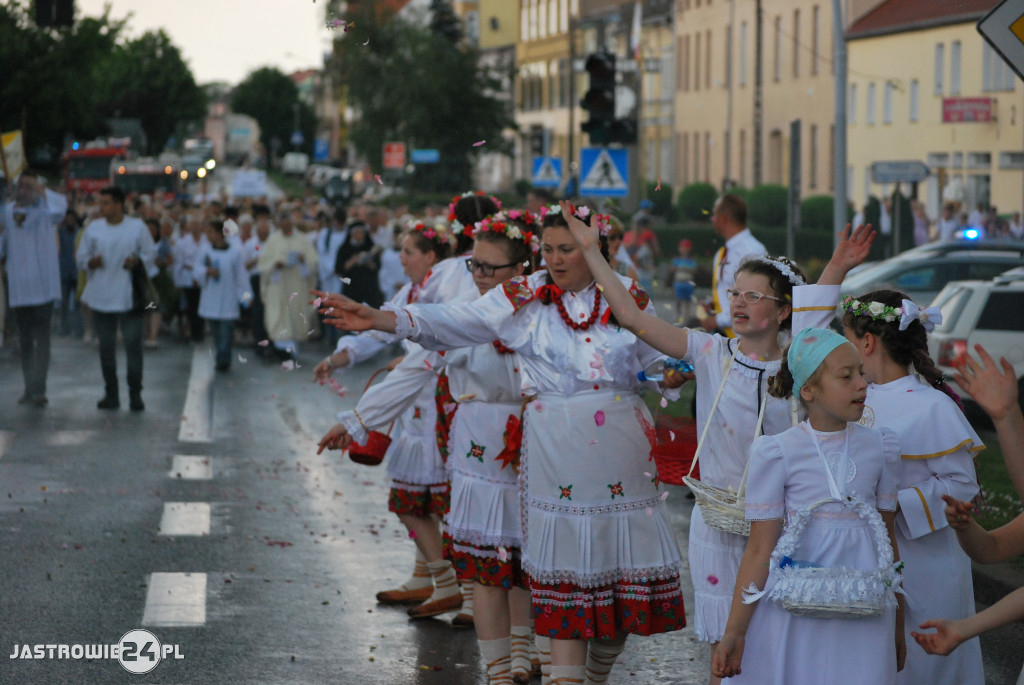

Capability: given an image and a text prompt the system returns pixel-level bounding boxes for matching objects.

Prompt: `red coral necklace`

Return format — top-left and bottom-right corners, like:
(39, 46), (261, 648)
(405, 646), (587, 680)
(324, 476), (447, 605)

(552, 287), (602, 331)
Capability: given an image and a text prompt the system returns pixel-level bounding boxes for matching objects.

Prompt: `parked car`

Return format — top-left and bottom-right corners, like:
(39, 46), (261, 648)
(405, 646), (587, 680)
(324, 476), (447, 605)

(927, 268), (1024, 414)
(840, 240), (1024, 305)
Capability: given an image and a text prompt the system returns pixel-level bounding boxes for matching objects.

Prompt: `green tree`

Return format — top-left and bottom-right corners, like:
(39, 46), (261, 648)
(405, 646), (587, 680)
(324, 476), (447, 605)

(331, 9), (514, 191)
(231, 67), (315, 168)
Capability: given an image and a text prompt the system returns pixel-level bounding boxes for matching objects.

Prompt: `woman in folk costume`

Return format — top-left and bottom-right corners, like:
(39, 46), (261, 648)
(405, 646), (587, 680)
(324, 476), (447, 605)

(257, 209), (318, 360)
(317, 223), (473, 621)
(320, 203), (688, 685)
(713, 328), (905, 684)
(434, 212), (539, 684)
(790, 262), (985, 685)
(562, 205), (807, 685)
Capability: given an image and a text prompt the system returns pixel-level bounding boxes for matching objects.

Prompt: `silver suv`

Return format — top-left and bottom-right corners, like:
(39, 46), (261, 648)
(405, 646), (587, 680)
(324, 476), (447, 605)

(927, 268), (1024, 413)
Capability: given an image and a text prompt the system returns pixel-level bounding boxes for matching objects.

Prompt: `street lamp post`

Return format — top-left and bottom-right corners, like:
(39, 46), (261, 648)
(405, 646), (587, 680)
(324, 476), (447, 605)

(832, 0), (848, 248)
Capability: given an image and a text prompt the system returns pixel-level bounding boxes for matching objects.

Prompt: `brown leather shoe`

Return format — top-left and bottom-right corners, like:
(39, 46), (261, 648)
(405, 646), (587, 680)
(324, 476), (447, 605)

(406, 593), (463, 619)
(450, 612), (475, 628)
(375, 585), (434, 605)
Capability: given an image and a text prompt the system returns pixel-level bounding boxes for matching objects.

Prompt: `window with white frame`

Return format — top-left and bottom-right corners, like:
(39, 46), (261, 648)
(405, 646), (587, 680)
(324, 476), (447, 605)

(883, 81), (893, 124)
(774, 16), (782, 81)
(934, 43), (944, 95)
(866, 82), (875, 125)
(849, 83), (857, 123)
(740, 22), (748, 87)
(983, 42), (1017, 92)
(909, 79), (919, 122)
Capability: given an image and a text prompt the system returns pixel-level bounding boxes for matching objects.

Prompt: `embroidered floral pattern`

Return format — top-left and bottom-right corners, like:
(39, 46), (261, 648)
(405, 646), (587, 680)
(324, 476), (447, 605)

(629, 281), (651, 311)
(608, 482), (624, 499)
(467, 441), (486, 462)
(443, 534), (526, 589)
(502, 276), (534, 313)
(388, 483), (450, 517)
(434, 372), (455, 460)
(558, 484), (573, 500)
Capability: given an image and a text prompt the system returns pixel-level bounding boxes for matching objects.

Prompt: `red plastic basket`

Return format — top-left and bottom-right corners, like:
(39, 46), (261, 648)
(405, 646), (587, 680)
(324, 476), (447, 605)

(346, 368), (395, 466)
(651, 417), (699, 485)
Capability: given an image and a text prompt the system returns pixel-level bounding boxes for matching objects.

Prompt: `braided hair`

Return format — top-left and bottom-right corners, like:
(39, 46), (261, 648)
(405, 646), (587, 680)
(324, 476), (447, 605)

(842, 289), (964, 412)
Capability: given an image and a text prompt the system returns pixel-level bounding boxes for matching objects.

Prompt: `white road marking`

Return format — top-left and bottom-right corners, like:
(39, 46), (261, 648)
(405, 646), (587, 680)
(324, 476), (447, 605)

(178, 346), (214, 443)
(168, 455), (213, 480)
(142, 572), (207, 627)
(158, 502), (211, 536)
(0, 431), (14, 459)
(45, 430), (97, 447)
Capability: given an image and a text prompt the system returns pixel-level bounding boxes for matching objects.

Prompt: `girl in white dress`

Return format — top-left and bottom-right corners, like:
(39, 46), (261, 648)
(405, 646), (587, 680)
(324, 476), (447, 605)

(320, 204), (687, 685)
(713, 327), (905, 684)
(561, 204), (806, 685)
(792, 233), (985, 685)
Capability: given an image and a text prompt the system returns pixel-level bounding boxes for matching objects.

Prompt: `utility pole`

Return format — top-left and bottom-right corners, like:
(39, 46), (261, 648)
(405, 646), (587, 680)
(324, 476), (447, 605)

(753, 0), (763, 186)
(568, 17), (577, 196)
(832, 0), (847, 248)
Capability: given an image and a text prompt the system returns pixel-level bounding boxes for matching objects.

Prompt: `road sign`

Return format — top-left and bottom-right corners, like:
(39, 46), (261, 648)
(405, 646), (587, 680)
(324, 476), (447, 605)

(579, 148), (629, 197)
(978, 0), (1024, 81)
(313, 139), (329, 162)
(411, 148), (440, 164)
(290, 130), (305, 146)
(383, 142), (406, 170)
(531, 156), (562, 188)
(871, 160), (929, 184)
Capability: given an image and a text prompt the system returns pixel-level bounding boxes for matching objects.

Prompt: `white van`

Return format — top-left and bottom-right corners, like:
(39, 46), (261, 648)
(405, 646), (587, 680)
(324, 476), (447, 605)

(282, 152), (309, 176)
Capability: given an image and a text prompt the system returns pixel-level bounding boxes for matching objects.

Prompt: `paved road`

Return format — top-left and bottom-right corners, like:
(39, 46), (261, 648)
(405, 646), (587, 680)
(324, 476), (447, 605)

(1, 314), (1020, 683)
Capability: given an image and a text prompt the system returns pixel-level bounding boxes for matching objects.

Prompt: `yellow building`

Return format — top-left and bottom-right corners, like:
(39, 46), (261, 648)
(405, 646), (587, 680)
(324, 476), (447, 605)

(473, 0), (520, 191)
(674, 0), (845, 196)
(514, 0), (580, 184)
(847, 0), (1023, 218)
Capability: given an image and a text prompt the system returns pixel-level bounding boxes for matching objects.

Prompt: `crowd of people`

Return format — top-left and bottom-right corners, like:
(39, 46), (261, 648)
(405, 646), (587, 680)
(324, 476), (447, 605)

(852, 197), (1024, 249)
(3, 171), (1023, 685)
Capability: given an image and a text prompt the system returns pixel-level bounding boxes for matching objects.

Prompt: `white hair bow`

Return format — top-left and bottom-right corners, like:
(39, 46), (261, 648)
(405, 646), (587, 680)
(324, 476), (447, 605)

(899, 299), (942, 332)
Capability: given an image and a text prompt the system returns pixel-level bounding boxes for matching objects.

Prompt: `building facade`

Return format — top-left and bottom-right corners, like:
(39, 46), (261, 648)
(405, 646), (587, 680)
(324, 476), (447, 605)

(846, 0), (1022, 217)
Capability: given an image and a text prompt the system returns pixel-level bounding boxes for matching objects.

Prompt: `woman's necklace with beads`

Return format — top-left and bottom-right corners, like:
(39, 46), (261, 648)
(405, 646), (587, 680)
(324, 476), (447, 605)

(552, 286), (602, 331)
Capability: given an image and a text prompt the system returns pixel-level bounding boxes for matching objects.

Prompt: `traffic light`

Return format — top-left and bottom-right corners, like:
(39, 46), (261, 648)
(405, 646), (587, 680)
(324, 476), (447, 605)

(35, 0), (74, 27)
(581, 52), (616, 145)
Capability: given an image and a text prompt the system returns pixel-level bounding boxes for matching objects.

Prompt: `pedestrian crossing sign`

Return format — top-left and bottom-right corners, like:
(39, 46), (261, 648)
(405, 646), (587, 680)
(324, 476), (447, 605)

(580, 147), (628, 197)
(531, 156), (562, 188)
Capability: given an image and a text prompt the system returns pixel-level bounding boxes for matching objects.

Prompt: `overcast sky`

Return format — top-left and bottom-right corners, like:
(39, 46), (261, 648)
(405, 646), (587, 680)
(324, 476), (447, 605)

(76, 0), (333, 85)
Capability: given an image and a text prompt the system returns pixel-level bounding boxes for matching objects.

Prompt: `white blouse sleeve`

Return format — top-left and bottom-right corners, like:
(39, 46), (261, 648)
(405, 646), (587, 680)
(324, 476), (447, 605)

(745, 434), (787, 521)
(896, 442), (980, 540)
(394, 285), (513, 351)
(791, 284), (840, 332)
(875, 428), (901, 512)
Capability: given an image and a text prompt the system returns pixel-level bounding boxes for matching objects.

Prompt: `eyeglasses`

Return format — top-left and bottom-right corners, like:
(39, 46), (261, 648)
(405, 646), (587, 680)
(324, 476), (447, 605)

(725, 288), (783, 304)
(465, 257), (519, 277)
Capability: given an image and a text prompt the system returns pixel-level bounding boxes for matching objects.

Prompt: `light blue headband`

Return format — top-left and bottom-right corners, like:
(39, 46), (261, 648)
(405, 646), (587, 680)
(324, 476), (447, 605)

(789, 327), (850, 394)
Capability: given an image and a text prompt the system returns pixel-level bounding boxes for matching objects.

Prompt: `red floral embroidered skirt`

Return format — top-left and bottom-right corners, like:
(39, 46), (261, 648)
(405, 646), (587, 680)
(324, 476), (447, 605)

(443, 531), (528, 589)
(530, 576), (686, 640)
(388, 481), (450, 517)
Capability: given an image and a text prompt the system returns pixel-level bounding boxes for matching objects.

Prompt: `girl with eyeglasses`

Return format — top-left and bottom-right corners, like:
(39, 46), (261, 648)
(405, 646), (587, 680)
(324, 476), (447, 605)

(318, 204), (688, 685)
(561, 203), (809, 685)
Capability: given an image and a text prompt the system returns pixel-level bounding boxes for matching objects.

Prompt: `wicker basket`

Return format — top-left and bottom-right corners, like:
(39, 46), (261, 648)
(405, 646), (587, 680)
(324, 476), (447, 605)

(650, 418), (698, 486)
(682, 347), (767, 537)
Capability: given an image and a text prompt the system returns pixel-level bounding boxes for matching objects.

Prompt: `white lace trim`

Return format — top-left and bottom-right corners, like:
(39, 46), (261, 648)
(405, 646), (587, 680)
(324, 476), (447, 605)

(523, 562), (683, 589)
(528, 495), (664, 517)
(382, 302), (414, 339)
(447, 537), (522, 556)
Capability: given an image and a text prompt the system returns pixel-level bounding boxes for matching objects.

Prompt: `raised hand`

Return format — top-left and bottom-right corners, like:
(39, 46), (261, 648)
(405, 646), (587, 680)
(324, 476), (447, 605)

(818, 223), (876, 285)
(952, 344), (1018, 422)
(559, 200), (599, 253)
(941, 494), (974, 531)
(317, 423), (353, 455)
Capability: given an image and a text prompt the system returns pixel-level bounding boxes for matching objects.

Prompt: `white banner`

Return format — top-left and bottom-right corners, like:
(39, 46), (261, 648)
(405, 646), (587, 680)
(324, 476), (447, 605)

(1, 130), (27, 179)
(231, 169), (268, 198)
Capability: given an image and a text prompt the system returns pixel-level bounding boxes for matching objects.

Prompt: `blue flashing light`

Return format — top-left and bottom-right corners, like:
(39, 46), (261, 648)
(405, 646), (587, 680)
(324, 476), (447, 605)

(72, 141), (80, 151)
(964, 229), (980, 240)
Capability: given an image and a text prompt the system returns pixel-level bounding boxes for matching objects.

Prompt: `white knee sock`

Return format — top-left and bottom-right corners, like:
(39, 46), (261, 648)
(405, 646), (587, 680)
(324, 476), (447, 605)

(402, 548), (432, 590)
(510, 625), (532, 680)
(460, 579), (475, 616)
(426, 560), (460, 602)
(479, 637), (513, 685)
(549, 664), (586, 685)
(584, 635), (627, 684)
(535, 634), (552, 685)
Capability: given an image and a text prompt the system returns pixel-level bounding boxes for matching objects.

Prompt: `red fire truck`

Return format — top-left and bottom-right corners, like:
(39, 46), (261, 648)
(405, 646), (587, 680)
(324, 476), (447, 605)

(62, 138), (129, 193)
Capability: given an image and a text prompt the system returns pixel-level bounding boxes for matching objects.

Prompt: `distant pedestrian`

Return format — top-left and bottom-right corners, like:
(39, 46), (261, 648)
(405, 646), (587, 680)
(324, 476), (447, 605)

(937, 203), (958, 242)
(912, 200), (931, 246)
(197, 219), (251, 372)
(1009, 212), (1023, 241)
(173, 215), (204, 341)
(57, 208), (84, 337)
(0, 170), (63, 407)
(672, 238), (697, 323)
(76, 186), (156, 411)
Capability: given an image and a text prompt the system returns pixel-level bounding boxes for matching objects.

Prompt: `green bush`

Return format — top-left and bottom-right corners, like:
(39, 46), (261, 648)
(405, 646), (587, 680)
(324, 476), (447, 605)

(676, 182), (718, 221)
(646, 180), (675, 220)
(745, 184), (788, 228)
(801, 195), (838, 232)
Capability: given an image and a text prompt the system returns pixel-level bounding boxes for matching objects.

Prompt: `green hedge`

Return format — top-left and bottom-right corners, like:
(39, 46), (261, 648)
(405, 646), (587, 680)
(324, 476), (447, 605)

(676, 182), (718, 221)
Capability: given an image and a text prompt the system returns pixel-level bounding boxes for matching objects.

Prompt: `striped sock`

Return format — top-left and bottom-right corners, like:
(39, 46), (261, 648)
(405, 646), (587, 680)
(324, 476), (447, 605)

(535, 634), (552, 685)
(510, 625), (532, 681)
(584, 635), (626, 684)
(479, 637), (513, 685)
(402, 548), (432, 590)
(460, 580), (475, 617)
(549, 665), (586, 684)
(426, 560), (461, 601)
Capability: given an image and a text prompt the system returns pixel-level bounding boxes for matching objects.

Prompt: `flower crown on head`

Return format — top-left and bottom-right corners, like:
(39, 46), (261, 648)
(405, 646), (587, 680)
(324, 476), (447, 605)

(543, 203), (612, 236)
(751, 255), (806, 286)
(474, 212), (541, 254)
(409, 221), (454, 247)
(447, 190), (502, 225)
(840, 295), (943, 332)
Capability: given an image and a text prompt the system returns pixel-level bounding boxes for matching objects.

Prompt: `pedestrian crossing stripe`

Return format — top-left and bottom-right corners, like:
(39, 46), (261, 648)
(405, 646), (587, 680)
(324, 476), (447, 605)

(531, 156), (562, 188)
(580, 148), (628, 197)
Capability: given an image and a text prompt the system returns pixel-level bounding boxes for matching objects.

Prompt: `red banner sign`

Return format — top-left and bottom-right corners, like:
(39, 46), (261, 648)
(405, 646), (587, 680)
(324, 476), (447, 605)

(942, 98), (994, 123)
